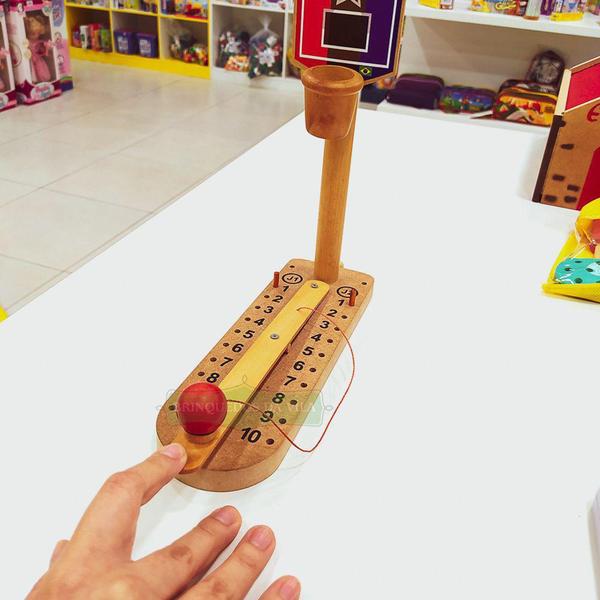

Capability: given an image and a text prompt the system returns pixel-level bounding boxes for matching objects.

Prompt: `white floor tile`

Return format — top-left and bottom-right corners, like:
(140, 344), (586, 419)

(120, 128), (251, 172)
(169, 104), (292, 145)
(0, 188), (146, 270)
(219, 87), (304, 119)
(0, 254), (63, 309)
(34, 109), (161, 153)
(0, 179), (37, 208)
(48, 154), (200, 212)
(0, 138), (105, 187)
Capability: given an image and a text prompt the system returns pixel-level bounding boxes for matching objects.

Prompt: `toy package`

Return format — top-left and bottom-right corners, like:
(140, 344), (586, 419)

(360, 75), (396, 105)
(0, 0), (17, 111)
(51, 0), (72, 90)
(419, 0), (454, 9)
(492, 86), (557, 126)
(471, 0), (526, 14)
(551, 0), (586, 19)
(525, 50), (565, 92)
(217, 28), (249, 72)
(439, 86), (495, 113)
(387, 73), (444, 109)
(6, 0), (61, 104)
(543, 198), (600, 302)
(247, 20), (282, 79)
(167, 21), (207, 64)
(492, 50), (563, 126)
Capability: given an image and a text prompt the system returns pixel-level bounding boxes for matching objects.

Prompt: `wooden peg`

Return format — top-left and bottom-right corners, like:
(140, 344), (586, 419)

(302, 66), (364, 284)
(349, 288), (357, 307)
(273, 271), (280, 288)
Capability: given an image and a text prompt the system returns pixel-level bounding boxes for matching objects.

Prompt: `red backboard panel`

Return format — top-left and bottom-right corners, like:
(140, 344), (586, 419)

(293, 0), (405, 83)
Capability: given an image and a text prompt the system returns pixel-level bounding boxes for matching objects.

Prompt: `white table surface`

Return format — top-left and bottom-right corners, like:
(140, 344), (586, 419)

(2, 109), (599, 599)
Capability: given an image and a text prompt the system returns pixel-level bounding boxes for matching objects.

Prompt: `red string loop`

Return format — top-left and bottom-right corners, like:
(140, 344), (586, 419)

(226, 307), (356, 453)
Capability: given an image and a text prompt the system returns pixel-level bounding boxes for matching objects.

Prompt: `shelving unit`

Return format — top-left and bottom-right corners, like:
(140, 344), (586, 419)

(399, 0), (600, 90)
(210, 0), (299, 86)
(405, 0), (600, 37)
(377, 101), (551, 134)
(65, 0), (211, 78)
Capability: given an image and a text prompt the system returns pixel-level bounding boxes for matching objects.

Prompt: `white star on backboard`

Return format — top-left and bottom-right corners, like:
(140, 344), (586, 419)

(336, 0), (362, 6)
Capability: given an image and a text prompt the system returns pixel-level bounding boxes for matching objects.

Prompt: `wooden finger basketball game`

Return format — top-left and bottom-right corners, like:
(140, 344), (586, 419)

(156, 0), (406, 492)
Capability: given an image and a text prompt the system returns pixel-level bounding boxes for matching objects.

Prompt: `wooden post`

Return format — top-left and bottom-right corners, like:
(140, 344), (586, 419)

(302, 66), (364, 283)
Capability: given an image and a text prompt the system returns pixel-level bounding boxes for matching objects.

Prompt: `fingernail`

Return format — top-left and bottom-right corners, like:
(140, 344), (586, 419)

(247, 525), (273, 550)
(279, 576), (301, 600)
(211, 505), (238, 526)
(159, 443), (186, 460)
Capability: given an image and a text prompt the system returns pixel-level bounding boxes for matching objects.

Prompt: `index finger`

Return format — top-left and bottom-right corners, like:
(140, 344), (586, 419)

(68, 443), (187, 560)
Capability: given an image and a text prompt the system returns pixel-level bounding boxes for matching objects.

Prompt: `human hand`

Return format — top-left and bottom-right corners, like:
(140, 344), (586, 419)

(27, 444), (300, 600)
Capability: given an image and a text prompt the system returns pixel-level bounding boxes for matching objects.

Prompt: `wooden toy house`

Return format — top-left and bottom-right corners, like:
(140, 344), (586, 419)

(533, 56), (600, 210)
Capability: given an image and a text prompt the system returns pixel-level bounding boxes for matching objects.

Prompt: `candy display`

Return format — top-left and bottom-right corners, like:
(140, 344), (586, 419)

(465, 0), (590, 19)
(217, 28), (249, 72)
(167, 23), (207, 65)
(73, 22), (111, 52)
(247, 22), (282, 79)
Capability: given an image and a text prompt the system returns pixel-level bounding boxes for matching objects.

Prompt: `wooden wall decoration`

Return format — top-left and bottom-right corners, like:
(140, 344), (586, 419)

(533, 57), (600, 210)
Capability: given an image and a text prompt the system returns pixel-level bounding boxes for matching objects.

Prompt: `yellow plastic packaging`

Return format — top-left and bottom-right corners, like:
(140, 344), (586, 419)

(0, 306), (7, 322)
(544, 198), (600, 302)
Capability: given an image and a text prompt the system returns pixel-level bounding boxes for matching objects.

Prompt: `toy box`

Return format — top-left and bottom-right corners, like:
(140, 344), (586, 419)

(6, 0), (62, 104)
(136, 31), (157, 57)
(533, 57), (600, 209)
(51, 0), (72, 90)
(0, 1), (17, 111)
(543, 198), (600, 302)
(114, 28), (137, 54)
(387, 74), (445, 109)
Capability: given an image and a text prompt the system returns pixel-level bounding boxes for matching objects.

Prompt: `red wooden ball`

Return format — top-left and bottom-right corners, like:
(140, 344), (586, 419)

(177, 382), (228, 436)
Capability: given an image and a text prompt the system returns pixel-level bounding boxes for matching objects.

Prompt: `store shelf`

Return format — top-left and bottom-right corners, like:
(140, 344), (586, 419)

(65, 2), (111, 10)
(378, 100), (550, 134)
(112, 7), (155, 16)
(405, 0), (600, 37)
(212, 0), (287, 13)
(67, 0), (211, 78)
(159, 12), (208, 22)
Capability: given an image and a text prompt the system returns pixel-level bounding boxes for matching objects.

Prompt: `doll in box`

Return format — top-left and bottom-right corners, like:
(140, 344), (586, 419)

(0, 3), (16, 111)
(7, 1), (61, 104)
(24, 13), (53, 82)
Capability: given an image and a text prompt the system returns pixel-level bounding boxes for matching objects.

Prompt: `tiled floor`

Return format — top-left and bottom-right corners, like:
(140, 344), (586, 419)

(0, 61), (303, 315)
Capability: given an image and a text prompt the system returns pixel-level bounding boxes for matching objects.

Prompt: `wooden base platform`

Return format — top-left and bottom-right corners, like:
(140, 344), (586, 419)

(156, 258), (373, 491)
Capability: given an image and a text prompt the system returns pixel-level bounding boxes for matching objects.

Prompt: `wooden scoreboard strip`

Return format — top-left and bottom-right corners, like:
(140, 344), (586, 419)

(156, 3), (402, 491)
(157, 260), (372, 491)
